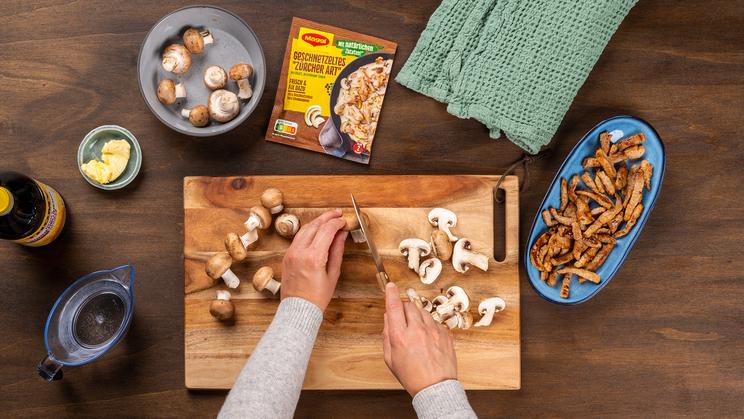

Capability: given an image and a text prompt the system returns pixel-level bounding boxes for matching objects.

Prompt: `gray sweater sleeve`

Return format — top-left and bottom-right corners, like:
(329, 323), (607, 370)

(412, 380), (478, 419)
(218, 297), (323, 419)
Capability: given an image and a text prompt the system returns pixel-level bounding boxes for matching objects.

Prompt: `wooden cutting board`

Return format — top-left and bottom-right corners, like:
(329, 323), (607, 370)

(184, 175), (520, 390)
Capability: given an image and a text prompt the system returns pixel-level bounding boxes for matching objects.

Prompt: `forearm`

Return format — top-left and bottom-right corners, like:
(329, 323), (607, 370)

(413, 380), (477, 419)
(218, 297), (323, 419)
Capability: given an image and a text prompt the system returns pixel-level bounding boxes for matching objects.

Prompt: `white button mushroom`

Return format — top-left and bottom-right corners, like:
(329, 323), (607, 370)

(342, 212), (370, 243)
(162, 44), (192, 74)
(241, 206), (272, 247)
(183, 28), (214, 54)
(275, 213), (300, 239)
(452, 238), (489, 273)
(229, 63), (254, 100)
(435, 286), (470, 318)
(428, 208), (459, 242)
(209, 290), (234, 321)
(225, 232), (248, 262)
(399, 239), (431, 273)
(260, 188), (284, 214)
(418, 258), (442, 285)
(252, 266), (281, 295)
(157, 79), (186, 105)
(444, 311), (473, 330)
(205, 253), (240, 289)
(181, 105), (210, 127)
(208, 89), (240, 123)
(474, 297), (506, 327)
(203, 65), (228, 90)
(430, 230), (453, 261)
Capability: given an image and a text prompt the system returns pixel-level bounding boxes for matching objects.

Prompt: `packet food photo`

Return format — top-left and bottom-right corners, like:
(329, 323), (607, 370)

(265, 17), (397, 164)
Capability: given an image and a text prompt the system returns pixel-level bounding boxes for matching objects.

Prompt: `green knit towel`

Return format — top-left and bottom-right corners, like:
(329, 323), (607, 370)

(396, 0), (637, 154)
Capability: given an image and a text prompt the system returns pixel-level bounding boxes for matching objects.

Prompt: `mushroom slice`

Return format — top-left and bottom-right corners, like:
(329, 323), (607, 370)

(342, 212), (370, 243)
(312, 115), (325, 128)
(430, 230), (453, 261)
(241, 206), (272, 247)
(252, 266), (281, 294)
(418, 258), (442, 285)
(445, 311), (474, 330)
(275, 213), (300, 239)
(209, 290), (235, 321)
(260, 188), (284, 214)
(428, 208), (458, 241)
(205, 253), (240, 289)
(229, 63), (254, 100)
(405, 288), (424, 310)
(181, 105), (210, 127)
(452, 238), (489, 273)
(183, 28), (214, 54)
(434, 286), (470, 318)
(203, 65), (228, 90)
(162, 44), (192, 74)
(304, 105), (322, 127)
(208, 89), (240, 123)
(157, 79), (186, 105)
(399, 239), (431, 273)
(225, 232), (248, 261)
(474, 297), (506, 327)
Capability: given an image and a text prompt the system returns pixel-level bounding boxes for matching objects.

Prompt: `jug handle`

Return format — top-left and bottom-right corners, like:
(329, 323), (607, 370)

(37, 355), (63, 381)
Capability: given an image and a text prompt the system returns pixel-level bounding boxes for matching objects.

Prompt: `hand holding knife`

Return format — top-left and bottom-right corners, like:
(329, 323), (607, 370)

(351, 193), (389, 292)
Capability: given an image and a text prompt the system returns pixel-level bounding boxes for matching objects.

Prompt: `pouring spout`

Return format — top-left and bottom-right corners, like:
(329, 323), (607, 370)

(110, 265), (135, 290)
(37, 355), (63, 381)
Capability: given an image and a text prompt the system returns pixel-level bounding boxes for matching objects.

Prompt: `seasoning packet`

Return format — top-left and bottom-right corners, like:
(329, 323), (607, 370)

(265, 17), (397, 164)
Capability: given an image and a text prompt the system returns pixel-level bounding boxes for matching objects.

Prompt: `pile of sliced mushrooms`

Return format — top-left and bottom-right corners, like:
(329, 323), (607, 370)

(401, 208), (506, 330)
(203, 188), (369, 322)
(156, 27), (255, 127)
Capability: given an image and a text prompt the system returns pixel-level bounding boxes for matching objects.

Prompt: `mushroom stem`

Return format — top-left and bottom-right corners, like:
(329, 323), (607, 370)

(236, 79), (253, 100)
(221, 269), (240, 289)
(174, 82), (186, 98)
(201, 30), (214, 45)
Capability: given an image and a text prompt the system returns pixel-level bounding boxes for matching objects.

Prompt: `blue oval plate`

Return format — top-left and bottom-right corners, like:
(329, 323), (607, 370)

(524, 116), (665, 305)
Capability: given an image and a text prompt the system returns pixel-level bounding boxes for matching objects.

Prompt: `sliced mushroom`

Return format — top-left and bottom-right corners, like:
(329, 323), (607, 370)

(203, 65), (227, 90)
(430, 230), (453, 261)
(157, 79), (186, 105)
(181, 105), (210, 127)
(225, 232), (248, 261)
(399, 239), (431, 273)
(474, 297), (506, 327)
(304, 105), (325, 128)
(229, 63), (254, 100)
(275, 213), (300, 239)
(452, 238), (489, 273)
(183, 28), (214, 54)
(209, 290), (234, 321)
(428, 208), (458, 241)
(342, 212), (370, 243)
(205, 253), (240, 288)
(208, 89), (240, 123)
(418, 258), (442, 285)
(431, 295), (448, 309)
(421, 297), (433, 312)
(252, 266), (281, 294)
(240, 206), (272, 247)
(444, 311), (473, 330)
(435, 286), (470, 318)
(260, 188), (284, 214)
(162, 44), (192, 74)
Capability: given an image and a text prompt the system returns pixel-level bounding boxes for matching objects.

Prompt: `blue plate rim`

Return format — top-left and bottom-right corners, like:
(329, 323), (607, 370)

(523, 115), (666, 305)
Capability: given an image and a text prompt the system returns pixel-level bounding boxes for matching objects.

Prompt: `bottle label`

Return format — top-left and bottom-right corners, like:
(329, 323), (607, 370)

(13, 181), (66, 247)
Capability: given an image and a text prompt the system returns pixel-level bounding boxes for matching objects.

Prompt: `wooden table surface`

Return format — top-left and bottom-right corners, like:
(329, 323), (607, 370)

(1, 1), (742, 417)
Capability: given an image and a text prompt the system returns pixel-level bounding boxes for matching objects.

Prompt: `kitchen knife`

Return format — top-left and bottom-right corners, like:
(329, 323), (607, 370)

(350, 193), (389, 292)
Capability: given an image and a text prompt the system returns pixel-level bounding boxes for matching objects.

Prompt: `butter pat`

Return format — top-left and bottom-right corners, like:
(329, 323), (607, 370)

(81, 139), (131, 184)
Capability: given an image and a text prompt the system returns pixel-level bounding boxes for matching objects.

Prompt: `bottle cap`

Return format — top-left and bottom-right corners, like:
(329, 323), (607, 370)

(0, 187), (12, 216)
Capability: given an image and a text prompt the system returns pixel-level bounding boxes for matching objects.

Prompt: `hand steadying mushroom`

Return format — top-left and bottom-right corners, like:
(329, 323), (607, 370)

(183, 28), (214, 54)
(275, 213), (300, 239)
(204, 65), (228, 90)
(162, 44), (192, 74)
(209, 290), (234, 321)
(399, 238), (431, 273)
(428, 208), (459, 241)
(252, 266), (281, 295)
(157, 79), (186, 105)
(205, 252), (240, 289)
(241, 206), (272, 247)
(208, 89), (240, 123)
(452, 238), (489, 273)
(225, 232), (248, 262)
(229, 63), (254, 100)
(260, 188), (284, 214)
(418, 258), (442, 284)
(474, 297), (506, 327)
(181, 105), (210, 127)
(342, 211), (370, 243)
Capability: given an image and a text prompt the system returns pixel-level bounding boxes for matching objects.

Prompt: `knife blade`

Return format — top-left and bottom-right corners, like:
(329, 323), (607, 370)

(350, 193), (389, 292)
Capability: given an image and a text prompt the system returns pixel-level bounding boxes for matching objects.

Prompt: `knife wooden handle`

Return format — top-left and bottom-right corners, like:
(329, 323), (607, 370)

(376, 271), (389, 293)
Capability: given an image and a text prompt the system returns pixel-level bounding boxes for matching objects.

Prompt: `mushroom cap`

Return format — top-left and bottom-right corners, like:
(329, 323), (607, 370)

(445, 286), (470, 312)
(188, 105), (210, 127)
(229, 63), (254, 81)
(250, 206), (272, 229)
(204, 65), (227, 90)
(275, 213), (300, 238)
(419, 258), (443, 284)
(205, 252), (232, 279)
(208, 89), (240, 123)
(209, 299), (234, 321)
(430, 230), (453, 261)
(183, 28), (205, 53)
(399, 238), (431, 256)
(428, 208), (457, 227)
(478, 297), (506, 315)
(252, 266), (274, 291)
(225, 232), (248, 261)
(162, 44), (192, 74)
(260, 188), (283, 209)
(157, 79), (177, 105)
(342, 211), (369, 231)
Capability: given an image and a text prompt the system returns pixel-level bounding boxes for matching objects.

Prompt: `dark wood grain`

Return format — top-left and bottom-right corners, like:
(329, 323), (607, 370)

(1, 0), (743, 417)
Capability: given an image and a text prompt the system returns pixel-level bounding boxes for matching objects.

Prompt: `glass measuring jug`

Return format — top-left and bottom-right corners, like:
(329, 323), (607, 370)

(37, 265), (135, 381)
